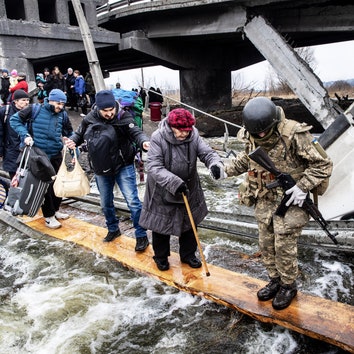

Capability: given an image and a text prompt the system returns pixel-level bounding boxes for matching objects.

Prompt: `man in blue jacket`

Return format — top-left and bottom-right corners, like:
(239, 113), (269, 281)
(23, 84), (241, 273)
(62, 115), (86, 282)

(10, 89), (73, 229)
(64, 90), (150, 252)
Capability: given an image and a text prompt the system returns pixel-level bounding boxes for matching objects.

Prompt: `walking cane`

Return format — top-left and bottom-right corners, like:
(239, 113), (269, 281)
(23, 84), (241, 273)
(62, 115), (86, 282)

(182, 192), (210, 276)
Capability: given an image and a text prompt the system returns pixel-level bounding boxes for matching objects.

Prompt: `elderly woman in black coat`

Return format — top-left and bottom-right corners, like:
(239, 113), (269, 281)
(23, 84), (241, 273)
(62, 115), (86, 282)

(139, 108), (225, 271)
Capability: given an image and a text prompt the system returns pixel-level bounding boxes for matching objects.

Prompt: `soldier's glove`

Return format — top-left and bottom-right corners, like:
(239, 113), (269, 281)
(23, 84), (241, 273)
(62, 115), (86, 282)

(285, 185), (307, 207)
(210, 163), (227, 180)
(176, 182), (188, 196)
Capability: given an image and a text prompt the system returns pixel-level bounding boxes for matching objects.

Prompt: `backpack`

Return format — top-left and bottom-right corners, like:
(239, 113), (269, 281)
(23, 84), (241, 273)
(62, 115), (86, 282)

(112, 88), (143, 126)
(84, 123), (121, 175)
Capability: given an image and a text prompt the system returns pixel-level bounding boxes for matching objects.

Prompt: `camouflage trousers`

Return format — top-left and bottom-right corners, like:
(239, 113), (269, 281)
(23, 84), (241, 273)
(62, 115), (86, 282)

(255, 199), (309, 284)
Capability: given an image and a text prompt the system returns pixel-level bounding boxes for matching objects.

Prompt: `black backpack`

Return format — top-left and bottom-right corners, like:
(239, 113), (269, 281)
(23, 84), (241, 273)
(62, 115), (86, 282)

(84, 123), (121, 175)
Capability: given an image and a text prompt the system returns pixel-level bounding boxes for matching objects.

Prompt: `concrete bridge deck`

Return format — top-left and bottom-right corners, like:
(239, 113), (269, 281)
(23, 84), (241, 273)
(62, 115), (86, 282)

(0, 0), (353, 116)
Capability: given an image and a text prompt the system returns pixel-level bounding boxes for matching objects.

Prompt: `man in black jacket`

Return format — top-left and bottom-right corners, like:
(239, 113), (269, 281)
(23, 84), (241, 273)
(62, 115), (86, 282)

(0, 69), (10, 105)
(0, 89), (30, 179)
(64, 67), (76, 110)
(64, 90), (150, 252)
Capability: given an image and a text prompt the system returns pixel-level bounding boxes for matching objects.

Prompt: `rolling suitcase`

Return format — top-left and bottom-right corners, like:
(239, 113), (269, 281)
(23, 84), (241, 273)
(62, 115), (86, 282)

(5, 146), (55, 217)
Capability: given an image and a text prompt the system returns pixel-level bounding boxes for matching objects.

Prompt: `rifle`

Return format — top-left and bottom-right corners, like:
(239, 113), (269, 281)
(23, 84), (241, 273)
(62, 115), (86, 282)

(248, 146), (338, 245)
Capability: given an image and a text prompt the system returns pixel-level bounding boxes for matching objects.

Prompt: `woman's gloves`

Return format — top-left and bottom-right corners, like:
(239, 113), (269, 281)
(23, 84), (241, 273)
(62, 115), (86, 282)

(285, 185), (307, 207)
(176, 182), (188, 195)
(209, 163), (227, 180)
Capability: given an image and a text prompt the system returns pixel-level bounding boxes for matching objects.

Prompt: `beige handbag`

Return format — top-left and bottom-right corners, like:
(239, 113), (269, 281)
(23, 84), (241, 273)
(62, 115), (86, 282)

(53, 146), (90, 197)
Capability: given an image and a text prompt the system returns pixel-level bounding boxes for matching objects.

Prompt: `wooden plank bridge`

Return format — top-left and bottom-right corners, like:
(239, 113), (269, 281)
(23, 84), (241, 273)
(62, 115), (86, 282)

(0, 211), (353, 353)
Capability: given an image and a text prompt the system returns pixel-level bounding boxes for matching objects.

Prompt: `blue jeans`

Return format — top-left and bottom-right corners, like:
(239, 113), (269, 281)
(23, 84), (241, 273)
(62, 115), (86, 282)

(95, 164), (147, 238)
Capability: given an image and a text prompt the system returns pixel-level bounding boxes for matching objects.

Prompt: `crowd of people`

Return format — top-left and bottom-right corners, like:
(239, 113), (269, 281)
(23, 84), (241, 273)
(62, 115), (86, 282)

(34, 66), (92, 117)
(0, 64), (333, 310)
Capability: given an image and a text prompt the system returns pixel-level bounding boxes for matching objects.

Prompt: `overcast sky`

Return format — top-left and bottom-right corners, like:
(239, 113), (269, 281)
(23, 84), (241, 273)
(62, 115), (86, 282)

(105, 40), (354, 91)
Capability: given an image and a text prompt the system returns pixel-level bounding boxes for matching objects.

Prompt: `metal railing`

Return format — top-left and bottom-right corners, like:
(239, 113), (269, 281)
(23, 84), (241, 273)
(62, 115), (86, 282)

(96, 0), (155, 15)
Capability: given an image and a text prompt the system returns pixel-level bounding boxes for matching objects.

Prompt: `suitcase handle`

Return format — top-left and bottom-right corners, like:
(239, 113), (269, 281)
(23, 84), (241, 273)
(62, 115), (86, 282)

(19, 146), (32, 177)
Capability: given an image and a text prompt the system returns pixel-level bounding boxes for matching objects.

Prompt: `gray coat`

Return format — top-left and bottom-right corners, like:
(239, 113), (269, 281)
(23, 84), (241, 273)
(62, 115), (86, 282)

(139, 118), (222, 236)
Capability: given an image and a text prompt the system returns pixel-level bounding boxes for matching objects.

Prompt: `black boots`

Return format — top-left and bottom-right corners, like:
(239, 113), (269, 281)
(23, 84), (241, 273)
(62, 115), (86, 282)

(103, 229), (121, 242)
(272, 282), (298, 310)
(181, 256), (202, 268)
(135, 236), (149, 252)
(154, 257), (170, 271)
(257, 277), (297, 310)
(257, 277), (280, 301)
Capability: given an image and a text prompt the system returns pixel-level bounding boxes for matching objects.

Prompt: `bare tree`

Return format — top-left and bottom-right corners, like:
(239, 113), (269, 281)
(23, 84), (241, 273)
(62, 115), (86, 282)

(267, 46), (317, 95)
(231, 72), (260, 96)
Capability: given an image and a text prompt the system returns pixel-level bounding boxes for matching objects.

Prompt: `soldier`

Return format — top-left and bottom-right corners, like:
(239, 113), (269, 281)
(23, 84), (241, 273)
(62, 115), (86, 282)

(225, 97), (332, 310)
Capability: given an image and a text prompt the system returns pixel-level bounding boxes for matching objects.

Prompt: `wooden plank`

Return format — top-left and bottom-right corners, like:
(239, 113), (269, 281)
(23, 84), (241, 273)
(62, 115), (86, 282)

(8, 214), (354, 353)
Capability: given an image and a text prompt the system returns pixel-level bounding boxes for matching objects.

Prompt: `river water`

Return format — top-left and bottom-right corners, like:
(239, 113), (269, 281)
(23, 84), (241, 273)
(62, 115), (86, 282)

(0, 138), (353, 354)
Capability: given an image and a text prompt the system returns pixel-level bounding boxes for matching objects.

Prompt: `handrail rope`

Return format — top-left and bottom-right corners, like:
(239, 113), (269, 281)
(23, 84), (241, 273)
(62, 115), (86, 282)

(143, 87), (242, 130)
(143, 87), (241, 154)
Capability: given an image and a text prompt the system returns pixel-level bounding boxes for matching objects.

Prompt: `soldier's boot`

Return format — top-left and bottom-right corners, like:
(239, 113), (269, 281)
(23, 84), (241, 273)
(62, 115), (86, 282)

(272, 282), (297, 310)
(257, 277), (281, 301)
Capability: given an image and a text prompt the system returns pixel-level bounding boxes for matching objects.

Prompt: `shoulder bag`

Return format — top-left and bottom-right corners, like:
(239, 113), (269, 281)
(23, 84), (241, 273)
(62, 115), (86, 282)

(53, 146), (91, 197)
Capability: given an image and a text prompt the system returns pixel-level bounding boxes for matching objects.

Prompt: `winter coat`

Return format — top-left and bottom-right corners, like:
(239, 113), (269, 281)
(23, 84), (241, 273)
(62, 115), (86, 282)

(64, 73), (76, 92)
(43, 74), (66, 94)
(139, 118), (222, 236)
(10, 100), (73, 159)
(74, 75), (86, 96)
(69, 103), (149, 175)
(9, 79), (28, 100)
(36, 74), (48, 100)
(0, 76), (10, 97)
(84, 73), (95, 95)
(0, 102), (22, 173)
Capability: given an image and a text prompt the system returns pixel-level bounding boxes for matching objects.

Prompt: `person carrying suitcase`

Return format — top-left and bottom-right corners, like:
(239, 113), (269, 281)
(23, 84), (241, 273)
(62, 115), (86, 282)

(10, 89), (74, 229)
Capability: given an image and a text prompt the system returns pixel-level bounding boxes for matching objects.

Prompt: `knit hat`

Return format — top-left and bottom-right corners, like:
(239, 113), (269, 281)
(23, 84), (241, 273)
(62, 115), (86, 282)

(48, 88), (67, 103)
(13, 89), (29, 100)
(10, 69), (17, 76)
(95, 90), (116, 109)
(2, 69), (8, 74)
(167, 108), (196, 131)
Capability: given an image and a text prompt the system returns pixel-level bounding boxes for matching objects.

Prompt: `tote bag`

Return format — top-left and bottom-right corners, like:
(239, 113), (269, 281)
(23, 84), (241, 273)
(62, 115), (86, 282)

(53, 146), (90, 197)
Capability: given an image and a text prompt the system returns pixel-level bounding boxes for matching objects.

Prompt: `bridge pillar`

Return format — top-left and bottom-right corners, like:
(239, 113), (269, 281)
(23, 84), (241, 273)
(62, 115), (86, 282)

(56, 0), (70, 25)
(0, 0), (5, 18)
(82, 1), (100, 27)
(24, 0), (39, 21)
(180, 69), (231, 112)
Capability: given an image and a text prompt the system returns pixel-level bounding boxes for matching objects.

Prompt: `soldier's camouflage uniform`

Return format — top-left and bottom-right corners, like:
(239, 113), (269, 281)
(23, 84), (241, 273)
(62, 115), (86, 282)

(225, 108), (333, 284)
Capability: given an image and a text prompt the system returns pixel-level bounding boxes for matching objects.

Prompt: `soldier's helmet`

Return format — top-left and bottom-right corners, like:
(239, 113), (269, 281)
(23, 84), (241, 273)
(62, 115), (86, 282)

(242, 97), (280, 135)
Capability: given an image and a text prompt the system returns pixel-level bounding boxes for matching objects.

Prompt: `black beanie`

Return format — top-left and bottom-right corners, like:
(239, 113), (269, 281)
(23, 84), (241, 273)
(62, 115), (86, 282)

(95, 90), (116, 110)
(13, 89), (29, 100)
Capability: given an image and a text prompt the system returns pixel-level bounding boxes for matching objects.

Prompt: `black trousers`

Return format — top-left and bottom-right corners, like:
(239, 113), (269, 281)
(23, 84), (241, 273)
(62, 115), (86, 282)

(41, 153), (62, 218)
(152, 228), (197, 260)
